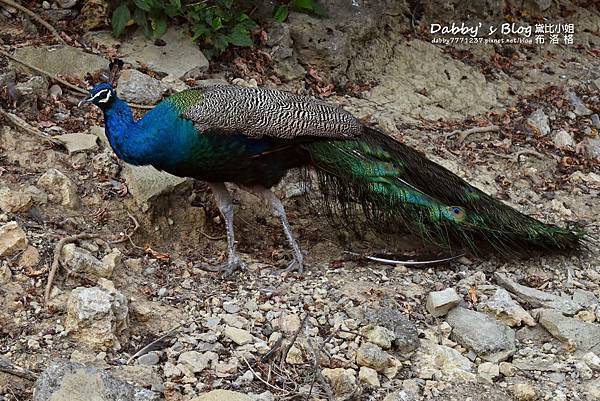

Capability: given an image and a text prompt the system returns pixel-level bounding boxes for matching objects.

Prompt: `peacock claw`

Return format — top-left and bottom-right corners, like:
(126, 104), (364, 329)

(281, 257), (304, 274)
(195, 257), (246, 277)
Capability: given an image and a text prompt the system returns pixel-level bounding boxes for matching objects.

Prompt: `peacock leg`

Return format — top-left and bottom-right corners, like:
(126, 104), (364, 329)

(247, 186), (304, 274)
(199, 182), (246, 276)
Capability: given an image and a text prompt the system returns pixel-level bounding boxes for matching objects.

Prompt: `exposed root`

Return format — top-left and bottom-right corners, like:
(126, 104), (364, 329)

(127, 325), (180, 365)
(44, 233), (101, 304)
(0, 357), (38, 381)
(0, 49), (154, 110)
(0, 108), (65, 146)
(444, 125), (500, 143)
(109, 211), (142, 249)
(0, 0), (66, 45)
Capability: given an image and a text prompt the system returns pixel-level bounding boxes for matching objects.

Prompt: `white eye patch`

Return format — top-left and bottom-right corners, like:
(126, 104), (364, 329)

(89, 89), (112, 104)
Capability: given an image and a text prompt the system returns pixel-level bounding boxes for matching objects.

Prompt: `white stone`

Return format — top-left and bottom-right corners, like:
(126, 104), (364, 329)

(426, 288), (460, 317)
(224, 326), (253, 345)
(0, 221), (28, 256)
(358, 366), (380, 387)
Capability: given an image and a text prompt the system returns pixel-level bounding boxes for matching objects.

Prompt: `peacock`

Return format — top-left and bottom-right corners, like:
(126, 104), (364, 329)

(80, 62), (584, 275)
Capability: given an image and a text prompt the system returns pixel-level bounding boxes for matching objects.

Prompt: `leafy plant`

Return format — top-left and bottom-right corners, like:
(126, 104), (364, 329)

(273, 0), (327, 22)
(111, 0), (326, 59)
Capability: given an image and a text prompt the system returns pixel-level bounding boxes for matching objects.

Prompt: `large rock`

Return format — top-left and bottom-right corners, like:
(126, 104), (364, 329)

(60, 244), (115, 278)
(364, 305), (419, 358)
(33, 361), (159, 401)
(322, 368), (358, 401)
(536, 309), (600, 355)
(121, 164), (187, 211)
(87, 28), (208, 79)
(0, 187), (32, 213)
(37, 169), (79, 209)
(65, 283), (128, 350)
(117, 70), (167, 105)
(495, 272), (581, 315)
(193, 390), (252, 401)
(414, 339), (475, 381)
(479, 288), (536, 327)
(0, 221), (28, 257)
(447, 307), (516, 362)
(53, 133), (98, 154)
(13, 45), (107, 79)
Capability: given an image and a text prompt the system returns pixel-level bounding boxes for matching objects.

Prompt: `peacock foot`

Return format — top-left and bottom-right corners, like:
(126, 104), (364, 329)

(195, 256), (246, 276)
(281, 255), (304, 274)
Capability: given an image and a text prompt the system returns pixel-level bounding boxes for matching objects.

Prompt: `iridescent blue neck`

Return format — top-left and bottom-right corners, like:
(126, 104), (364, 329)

(103, 97), (136, 162)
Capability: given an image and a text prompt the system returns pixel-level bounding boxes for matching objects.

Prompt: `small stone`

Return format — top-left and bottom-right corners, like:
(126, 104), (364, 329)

(57, 0), (78, 8)
(54, 133), (98, 154)
(552, 129), (575, 148)
(359, 325), (396, 350)
(576, 310), (596, 323)
(576, 361), (594, 380)
(592, 114), (600, 129)
(527, 109), (551, 136)
(414, 340), (475, 381)
(60, 244), (112, 278)
(223, 301), (241, 314)
(479, 288), (536, 327)
(478, 362), (500, 383)
(49, 84), (62, 99)
(0, 221), (28, 257)
(582, 352), (600, 371)
(426, 288), (460, 317)
(0, 187), (32, 213)
(568, 91), (592, 116)
(584, 378), (600, 399)
(102, 249), (123, 274)
(499, 361), (517, 377)
(0, 263), (12, 284)
(321, 368), (357, 401)
(162, 362), (181, 378)
(18, 245), (40, 268)
(510, 383), (538, 401)
(224, 326), (253, 345)
(358, 366), (380, 387)
(137, 352), (160, 366)
(178, 351), (217, 373)
(37, 168), (79, 209)
(285, 345), (304, 365)
(356, 342), (392, 372)
(274, 313), (301, 334)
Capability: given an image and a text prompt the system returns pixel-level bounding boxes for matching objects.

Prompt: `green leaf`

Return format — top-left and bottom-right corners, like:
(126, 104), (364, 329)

(153, 16), (168, 37)
(211, 16), (222, 30)
(212, 33), (229, 52)
(112, 4), (130, 37)
(217, 0), (234, 9)
(273, 5), (288, 22)
(191, 24), (210, 41)
(134, 0), (152, 12)
(292, 0), (314, 11)
(169, 0), (181, 8)
(227, 24), (253, 47)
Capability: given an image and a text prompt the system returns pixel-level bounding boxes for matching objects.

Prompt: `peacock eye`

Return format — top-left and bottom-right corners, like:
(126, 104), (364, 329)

(447, 206), (466, 222)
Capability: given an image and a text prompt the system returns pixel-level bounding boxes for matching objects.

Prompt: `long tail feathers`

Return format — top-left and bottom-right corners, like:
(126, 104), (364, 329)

(304, 126), (584, 256)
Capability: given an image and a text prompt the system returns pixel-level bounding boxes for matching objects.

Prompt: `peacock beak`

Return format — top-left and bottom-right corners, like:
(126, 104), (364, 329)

(78, 95), (92, 107)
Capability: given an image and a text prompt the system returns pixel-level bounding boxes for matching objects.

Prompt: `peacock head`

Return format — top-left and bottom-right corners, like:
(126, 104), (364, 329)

(79, 82), (117, 110)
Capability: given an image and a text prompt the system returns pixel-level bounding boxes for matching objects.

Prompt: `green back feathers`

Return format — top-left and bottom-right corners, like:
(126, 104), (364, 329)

(304, 127), (584, 255)
(166, 89), (205, 113)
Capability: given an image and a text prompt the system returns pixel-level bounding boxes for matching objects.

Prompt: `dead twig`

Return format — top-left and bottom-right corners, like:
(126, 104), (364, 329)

(260, 336), (284, 363)
(306, 333), (335, 401)
(0, 108), (64, 146)
(0, 0), (66, 45)
(109, 211), (142, 249)
(444, 125), (500, 143)
(200, 231), (227, 241)
(127, 325), (180, 365)
(0, 357), (39, 381)
(281, 314), (308, 366)
(0, 49), (154, 110)
(44, 233), (100, 304)
(241, 356), (291, 395)
(514, 149), (546, 163)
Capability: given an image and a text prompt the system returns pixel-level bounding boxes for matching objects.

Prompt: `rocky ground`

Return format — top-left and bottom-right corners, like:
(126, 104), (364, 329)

(1, 1), (600, 401)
